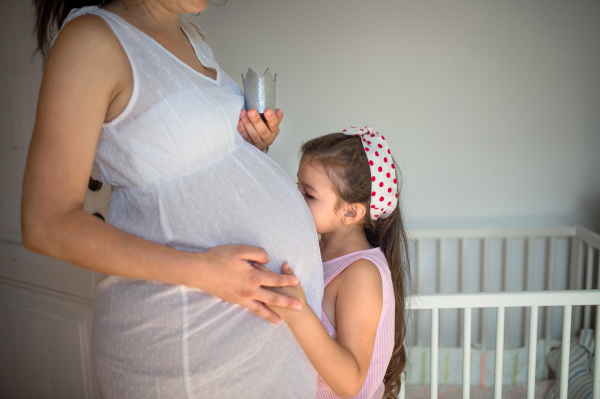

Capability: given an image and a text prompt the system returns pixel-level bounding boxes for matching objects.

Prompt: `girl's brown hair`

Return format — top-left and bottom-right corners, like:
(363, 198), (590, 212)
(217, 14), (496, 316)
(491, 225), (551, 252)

(301, 133), (411, 399)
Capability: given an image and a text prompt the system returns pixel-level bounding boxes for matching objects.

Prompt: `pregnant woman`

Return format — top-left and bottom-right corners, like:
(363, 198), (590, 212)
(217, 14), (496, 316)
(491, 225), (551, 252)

(21, 0), (323, 397)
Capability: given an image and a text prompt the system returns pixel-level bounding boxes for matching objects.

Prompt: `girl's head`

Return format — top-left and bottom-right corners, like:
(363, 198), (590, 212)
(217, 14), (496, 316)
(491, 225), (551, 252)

(297, 155), (369, 235)
(300, 131), (411, 399)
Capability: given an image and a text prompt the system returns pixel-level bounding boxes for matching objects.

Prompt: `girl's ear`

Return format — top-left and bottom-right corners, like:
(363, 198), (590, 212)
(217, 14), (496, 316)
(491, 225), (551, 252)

(342, 203), (367, 226)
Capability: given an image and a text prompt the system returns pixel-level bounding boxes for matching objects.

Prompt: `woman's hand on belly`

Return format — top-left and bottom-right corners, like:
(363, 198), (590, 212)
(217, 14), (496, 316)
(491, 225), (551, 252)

(193, 244), (302, 324)
(254, 262), (309, 324)
(237, 108), (283, 151)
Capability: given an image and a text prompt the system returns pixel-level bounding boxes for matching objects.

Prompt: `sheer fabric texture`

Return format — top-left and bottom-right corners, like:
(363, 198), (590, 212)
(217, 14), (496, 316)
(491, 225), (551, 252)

(59, 7), (323, 398)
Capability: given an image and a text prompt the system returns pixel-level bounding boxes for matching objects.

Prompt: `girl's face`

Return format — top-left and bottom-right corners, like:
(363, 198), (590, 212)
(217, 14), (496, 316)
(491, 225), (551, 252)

(297, 159), (341, 235)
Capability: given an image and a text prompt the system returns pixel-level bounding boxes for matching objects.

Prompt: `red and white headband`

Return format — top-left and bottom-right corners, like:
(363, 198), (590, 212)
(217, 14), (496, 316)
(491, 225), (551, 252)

(341, 126), (398, 220)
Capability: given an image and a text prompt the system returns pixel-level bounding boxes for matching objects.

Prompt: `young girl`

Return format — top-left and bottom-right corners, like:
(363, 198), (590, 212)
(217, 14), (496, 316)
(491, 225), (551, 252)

(259, 126), (411, 399)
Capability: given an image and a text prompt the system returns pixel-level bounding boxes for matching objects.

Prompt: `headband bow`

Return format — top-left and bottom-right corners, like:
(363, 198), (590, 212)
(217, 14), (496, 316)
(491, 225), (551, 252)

(341, 126), (398, 220)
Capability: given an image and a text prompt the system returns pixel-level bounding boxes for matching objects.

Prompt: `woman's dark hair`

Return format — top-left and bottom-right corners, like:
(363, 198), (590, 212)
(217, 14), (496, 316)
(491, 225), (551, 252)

(301, 133), (411, 399)
(33, 0), (116, 58)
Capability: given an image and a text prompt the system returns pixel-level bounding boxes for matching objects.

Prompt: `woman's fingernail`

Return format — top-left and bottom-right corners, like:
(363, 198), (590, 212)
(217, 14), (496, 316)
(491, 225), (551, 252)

(249, 110), (257, 118)
(293, 303), (301, 310)
(265, 110), (273, 117)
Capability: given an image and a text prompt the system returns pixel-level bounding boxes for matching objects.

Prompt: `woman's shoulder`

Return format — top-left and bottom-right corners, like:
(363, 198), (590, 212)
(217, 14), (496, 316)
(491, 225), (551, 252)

(49, 13), (129, 75)
(45, 13), (132, 118)
(50, 13), (124, 65)
(58, 12), (111, 40)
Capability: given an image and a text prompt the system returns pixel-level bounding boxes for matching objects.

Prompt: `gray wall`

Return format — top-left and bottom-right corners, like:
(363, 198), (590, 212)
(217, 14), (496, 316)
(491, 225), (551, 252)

(1, 1), (599, 245)
(197, 0), (600, 231)
(0, 0), (43, 243)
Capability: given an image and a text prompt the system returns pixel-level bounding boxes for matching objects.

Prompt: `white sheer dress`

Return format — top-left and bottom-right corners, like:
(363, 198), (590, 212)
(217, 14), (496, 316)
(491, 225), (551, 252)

(58, 6), (323, 398)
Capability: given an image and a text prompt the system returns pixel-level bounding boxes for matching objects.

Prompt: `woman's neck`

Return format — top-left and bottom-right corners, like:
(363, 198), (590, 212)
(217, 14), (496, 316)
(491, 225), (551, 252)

(320, 225), (372, 262)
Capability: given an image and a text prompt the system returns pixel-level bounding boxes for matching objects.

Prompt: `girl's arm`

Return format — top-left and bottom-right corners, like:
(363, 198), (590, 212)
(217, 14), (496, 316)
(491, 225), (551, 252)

(264, 261), (383, 398)
(21, 15), (300, 325)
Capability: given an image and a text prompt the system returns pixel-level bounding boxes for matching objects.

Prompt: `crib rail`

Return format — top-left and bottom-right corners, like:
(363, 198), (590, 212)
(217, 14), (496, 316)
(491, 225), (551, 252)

(408, 225), (599, 361)
(400, 290), (600, 399)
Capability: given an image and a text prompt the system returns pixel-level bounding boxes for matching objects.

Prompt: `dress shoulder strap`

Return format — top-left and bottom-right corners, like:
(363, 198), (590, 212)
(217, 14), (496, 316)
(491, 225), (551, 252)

(322, 248), (388, 287)
(181, 17), (207, 39)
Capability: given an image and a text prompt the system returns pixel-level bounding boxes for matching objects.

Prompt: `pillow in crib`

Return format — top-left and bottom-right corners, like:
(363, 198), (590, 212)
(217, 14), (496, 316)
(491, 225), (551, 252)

(545, 329), (595, 399)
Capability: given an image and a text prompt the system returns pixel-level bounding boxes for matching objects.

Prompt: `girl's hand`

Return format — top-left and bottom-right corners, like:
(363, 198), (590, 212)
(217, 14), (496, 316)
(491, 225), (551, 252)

(238, 108), (284, 151)
(198, 245), (302, 325)
(252, 262), (308, 323)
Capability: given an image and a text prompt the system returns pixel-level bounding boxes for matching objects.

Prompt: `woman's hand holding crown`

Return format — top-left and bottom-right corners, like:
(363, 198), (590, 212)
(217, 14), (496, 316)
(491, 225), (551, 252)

(238, 108), (283, 151)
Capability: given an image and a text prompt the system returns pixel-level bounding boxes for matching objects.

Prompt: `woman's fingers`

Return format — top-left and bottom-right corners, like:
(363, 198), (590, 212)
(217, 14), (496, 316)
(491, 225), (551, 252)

(265, 108), (284, 132)
(239, 244), (270, 265)
(281, 262), (295, 275)
(248, 109), (271, 143)
(247, 299), (281, 325)
(256, 266), (298, 287)
(237, 118), (252, 144)
(255, 287), (301, 310)
(238, 108), (283, 150)
(239, 110), (265, 147)
(250, 261), (298, 286)
(199, 244), (302, 323)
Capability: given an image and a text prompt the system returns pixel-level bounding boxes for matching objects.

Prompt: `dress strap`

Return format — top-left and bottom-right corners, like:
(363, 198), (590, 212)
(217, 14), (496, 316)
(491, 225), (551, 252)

(322, 248), (385, 287)
(51, 6), (100, 46)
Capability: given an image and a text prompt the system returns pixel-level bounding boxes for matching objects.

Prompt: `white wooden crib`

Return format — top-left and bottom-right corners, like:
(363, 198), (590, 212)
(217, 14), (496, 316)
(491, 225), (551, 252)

(401, 225), (600, 399)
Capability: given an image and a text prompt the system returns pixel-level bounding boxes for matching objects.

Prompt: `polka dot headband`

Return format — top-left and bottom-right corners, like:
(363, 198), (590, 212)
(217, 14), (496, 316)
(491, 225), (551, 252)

(341, 126), (398, 220)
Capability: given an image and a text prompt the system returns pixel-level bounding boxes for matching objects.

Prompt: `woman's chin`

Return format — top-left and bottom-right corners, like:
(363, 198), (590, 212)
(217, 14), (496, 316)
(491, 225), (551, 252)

(182, 0), (209, 14)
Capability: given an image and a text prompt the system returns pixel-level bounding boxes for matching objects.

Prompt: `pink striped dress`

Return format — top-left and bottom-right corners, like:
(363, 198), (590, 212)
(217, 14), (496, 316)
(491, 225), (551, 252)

(316, 248), (395, 399)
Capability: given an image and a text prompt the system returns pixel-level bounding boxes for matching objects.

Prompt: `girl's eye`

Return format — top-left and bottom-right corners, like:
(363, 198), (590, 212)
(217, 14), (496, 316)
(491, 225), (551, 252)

(303, 192), (314, 199)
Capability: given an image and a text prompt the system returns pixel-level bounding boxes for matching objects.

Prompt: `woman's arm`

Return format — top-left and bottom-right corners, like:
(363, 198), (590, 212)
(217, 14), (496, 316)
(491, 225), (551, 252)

(262, 261), (383, 398)
(21, 15), (300, 325)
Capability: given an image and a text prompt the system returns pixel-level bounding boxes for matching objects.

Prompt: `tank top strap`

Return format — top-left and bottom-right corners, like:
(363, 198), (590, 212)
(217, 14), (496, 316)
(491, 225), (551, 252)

(60, 5), (101, 28)
(57, 6), (155, 57)
(322, 248), (387, 287)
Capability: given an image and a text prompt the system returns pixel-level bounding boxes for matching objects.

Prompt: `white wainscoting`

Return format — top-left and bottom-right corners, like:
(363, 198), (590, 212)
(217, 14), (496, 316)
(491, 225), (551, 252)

(0, 242), (103, 399)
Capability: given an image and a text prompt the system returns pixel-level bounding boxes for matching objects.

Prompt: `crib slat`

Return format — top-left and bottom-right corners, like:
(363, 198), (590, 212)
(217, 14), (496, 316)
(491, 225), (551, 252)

(416, 239), (422, 347)
(527, 306), (538, 399)
(560, 305), (572, 399)
(481, 239), (489, 350)
(570, 239), (583, 334)
(503, 238), (511, 292)
(544, 236), (556, 380)
(524, 237), (533, 347)
(463, 308), (471, 399)
(431, 308), (439, 399)
(583, 245), (593, 328)
(526, 237), (533, 291)
(461, 238), (467, 293)
(594, 306), (600, 399)
(399, 370), (406, 399)
(503, 239), (511, 348)
(494, 307), (505, 399)
(438, 239), (444, 293)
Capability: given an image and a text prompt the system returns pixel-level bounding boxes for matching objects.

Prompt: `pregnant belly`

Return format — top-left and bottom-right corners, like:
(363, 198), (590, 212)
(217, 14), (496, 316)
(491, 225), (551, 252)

(94, 145), (323, 397)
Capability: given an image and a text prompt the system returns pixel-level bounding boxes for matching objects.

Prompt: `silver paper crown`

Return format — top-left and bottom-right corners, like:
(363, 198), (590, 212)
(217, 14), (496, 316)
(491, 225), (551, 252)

(242, 68), (276, 114)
